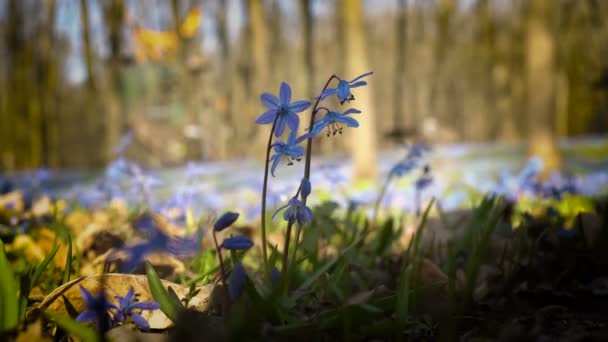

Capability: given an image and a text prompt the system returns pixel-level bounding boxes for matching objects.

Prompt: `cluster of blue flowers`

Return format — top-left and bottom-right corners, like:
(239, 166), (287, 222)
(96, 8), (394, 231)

(256, 73), (373, 222)
(76, 285), (160, 331)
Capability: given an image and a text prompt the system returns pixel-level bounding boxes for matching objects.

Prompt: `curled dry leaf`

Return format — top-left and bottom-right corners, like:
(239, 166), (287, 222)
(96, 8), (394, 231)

(38, 274), (214, 330)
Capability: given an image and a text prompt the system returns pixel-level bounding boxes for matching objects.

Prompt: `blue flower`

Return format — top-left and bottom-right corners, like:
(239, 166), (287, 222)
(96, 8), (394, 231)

(76, 285), (118, 333)
(310, 108), (361, 137)
(214, 211), (240, 232)
(269, 134), (307, 177)
(228, 262), (248, 300)
(415, 175), (433, 191)
(256, 82), (311, 137)
(222, 235), (254, 250)
(113, 286), (160, 331)
(300, 178), (311, 201)
(320, 72), (373, 104)
(273, 197), (314, 225)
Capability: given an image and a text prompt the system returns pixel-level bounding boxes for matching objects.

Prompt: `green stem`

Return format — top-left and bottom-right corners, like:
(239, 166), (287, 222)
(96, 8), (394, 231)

(212, 231), (229, 304)
(281, 220), (295, 293)
(260, 117), (280, 276)
(372, 172), (393, 224)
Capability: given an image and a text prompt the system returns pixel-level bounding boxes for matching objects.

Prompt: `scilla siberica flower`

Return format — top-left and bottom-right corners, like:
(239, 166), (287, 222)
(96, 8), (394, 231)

(76, 285), (117, 332)
(273, 197), (314, 225)
(269, 133), (307, 177)
(310, 108), (361, 137)
(113, 286), (160, 331)
(256, 82), (311, 137)
(320, 72), (373, 104)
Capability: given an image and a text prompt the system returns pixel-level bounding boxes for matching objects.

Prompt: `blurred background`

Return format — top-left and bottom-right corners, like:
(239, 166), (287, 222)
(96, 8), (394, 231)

(0, 0), (607, 179)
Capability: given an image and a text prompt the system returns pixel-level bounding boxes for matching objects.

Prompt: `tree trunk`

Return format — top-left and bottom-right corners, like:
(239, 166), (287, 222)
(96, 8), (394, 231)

(339, 0), (378, 181)
(525, 0), (560, 177)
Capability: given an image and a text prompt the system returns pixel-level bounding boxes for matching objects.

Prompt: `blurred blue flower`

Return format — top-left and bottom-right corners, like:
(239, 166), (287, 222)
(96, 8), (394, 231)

(114, 129), (133, 157)
(214, 211), (239, 232)
(320, 72), (373, 104)
(113, 286), (160, 331)
(76, 285), (117, 333)
(269, 134), (307, 177)
(256, 82), (311, 137)
(228, 261), (248, 300)
(222, 236), (254, 251)
(558, 227), (577, 238)
(310, 108), (361, 137)
(415, 175), (433, 191)
(270, 267), (281, 285)
(273, 197), (314, 225)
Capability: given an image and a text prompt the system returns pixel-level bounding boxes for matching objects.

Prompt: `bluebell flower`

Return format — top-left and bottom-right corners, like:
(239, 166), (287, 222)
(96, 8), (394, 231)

(300, 178), (311, 201)
(228, 261), (248, 300)
(319, 72), (373, 104)
(269, 134), (307, 177)
(310, 108), (361, 137)
(256, 82), (311, 137)
(415, 175), (433, 191)
(221, 236), (254, 251)
(390, 143), (430, 177)
(76, 285), (118, 333)
(113, 286), (160, 331)
(214, 211), (240, 232)
(270, 267), (281, 285)
(273, 197), (314, 225)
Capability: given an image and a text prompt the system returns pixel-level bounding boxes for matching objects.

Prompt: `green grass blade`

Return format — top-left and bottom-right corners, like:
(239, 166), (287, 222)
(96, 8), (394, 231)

(0, 241), (19, 332)
(44, 312), (99, 342)
(145, 262), (182, 322)
(31, 239), (60, 289)
(63, 234), (73, 284)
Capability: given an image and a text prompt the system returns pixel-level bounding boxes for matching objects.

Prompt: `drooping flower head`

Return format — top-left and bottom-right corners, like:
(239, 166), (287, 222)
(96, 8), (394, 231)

(256, 82), (311, 137)
(113, 286), (160, 331)
(228, 261), (248, 300)
(273, 197), (314, 226)
(320, 72), (373, 104)
(269, 134), (307, 177)
(310, 108), (361, 137)
(222, 235), (254, 250)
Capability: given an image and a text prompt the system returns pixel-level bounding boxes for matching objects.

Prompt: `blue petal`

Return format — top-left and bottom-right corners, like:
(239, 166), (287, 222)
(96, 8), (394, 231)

(129, 301), (161, 311)
(342, 108), (362, 115)
(337, 81), (350, 101)
(285, 112), (300, 133)
(256, 110), (277, 124)
(261, 93), (280, 109)
(129, 312), (150, 330)
(288, 100), (311, 113)
(274, 116), (286, 137)
(123, 287), (135, 307)
(349, 71), (373, 83)
(76, 311), (97, 323)
(222, 236), (254, 250)
(349, 81), (367, 88)
(300, 178), (311, 200)
(272, 201), (291, 219)
(279, 82), (292, 105)
(79, 286), (95, 307)
(214, 211), (240, 231)
(336, 116), (359, 127)
(228, 262), (248, 300)
(318, 88), (337, 100)
(270, 154), (281, 177)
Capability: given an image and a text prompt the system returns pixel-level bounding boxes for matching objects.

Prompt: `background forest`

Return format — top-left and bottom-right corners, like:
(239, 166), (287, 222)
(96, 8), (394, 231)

(1, 0), (607, 177)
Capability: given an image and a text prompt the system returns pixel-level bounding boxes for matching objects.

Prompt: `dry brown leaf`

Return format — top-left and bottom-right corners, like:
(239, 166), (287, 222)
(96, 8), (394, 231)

(39, 273), (214, 330)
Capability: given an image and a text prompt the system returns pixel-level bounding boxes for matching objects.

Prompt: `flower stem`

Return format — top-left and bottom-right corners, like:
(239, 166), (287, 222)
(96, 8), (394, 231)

(281, 220), (294, 294)
(280, 75), (341, 291)
(212, 231), (229, 304)
(372, 171), (394, 224)
(260, 117), (279, 277)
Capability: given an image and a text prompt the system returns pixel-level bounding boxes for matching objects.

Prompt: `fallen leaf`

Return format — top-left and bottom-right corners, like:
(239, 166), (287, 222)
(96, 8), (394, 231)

(39, 273), (214, 330)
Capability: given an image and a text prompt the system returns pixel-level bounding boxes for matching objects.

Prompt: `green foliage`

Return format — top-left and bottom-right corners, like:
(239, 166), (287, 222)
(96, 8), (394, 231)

(0, 241), (19, 333)
(145, 262), (183, 322)
(44, 312), (99, 342)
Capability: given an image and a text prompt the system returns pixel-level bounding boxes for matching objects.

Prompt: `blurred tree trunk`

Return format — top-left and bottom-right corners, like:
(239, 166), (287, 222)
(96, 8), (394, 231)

(41, 0), (59, 167)
(216, 0), (232, 159)
(387, 0), (410, 144)
(104, 0), (126, 161)
(339, 0), (378, 181)
(525, 0), (560, 176)
(80, 0), (99, 166)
